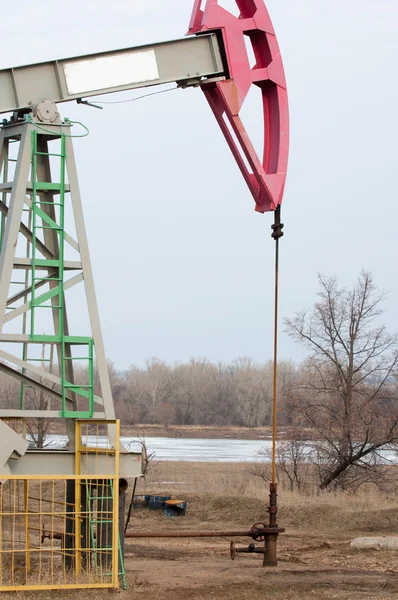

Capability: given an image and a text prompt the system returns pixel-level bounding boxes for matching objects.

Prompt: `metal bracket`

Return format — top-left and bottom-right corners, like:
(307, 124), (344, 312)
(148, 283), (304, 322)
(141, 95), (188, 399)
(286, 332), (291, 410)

(76, 98), (103, 110)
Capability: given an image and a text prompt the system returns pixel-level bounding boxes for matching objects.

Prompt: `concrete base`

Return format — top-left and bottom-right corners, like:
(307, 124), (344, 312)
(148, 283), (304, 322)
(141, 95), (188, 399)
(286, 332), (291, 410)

(351, 537), (398, 550)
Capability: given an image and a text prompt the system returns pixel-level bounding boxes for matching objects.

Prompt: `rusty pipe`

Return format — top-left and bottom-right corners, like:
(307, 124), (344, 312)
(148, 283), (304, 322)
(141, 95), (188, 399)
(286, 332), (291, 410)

(125, 527), (284, 540)
(231, 542), (266, 556)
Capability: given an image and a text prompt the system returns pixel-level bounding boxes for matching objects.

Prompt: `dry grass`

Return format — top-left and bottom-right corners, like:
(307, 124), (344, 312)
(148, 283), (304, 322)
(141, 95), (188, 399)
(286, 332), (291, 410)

(134, 461), (398, 536)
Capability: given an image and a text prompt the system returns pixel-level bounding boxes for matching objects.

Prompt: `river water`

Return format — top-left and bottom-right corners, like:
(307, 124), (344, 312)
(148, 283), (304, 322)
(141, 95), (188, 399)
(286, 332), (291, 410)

(44, 435), (269, 462)
(44, 435), (397, 464)
(136, 437), (270, 462)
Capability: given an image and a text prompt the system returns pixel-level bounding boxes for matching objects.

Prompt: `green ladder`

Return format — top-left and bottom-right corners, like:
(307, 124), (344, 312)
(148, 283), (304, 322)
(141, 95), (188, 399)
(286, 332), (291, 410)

(85, 479), (127, 589)
(30, 129), (95, 418)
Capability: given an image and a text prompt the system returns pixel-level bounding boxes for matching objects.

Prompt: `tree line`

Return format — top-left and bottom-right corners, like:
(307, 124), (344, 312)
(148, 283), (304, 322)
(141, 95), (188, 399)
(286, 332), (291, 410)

(0, 348), (298, 429)
(107, 357), (297, 428)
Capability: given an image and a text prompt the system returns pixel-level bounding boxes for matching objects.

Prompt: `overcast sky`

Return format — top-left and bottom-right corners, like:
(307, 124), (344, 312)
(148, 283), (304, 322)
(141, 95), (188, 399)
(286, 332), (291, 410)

(0, 0), (397, 369)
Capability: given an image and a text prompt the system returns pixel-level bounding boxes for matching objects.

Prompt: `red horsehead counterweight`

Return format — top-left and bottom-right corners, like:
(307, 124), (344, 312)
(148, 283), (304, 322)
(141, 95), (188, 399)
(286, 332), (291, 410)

(188, 0), (289, 213)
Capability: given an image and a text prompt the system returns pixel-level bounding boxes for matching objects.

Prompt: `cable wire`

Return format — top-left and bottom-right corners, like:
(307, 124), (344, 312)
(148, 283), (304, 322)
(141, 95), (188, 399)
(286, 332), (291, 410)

(26, 115), (89, 138)
(93, 85), (178, 105)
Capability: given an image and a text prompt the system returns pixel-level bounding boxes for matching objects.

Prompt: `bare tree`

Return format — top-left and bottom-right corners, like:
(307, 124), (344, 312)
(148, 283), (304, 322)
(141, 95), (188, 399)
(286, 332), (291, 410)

(250, 428), (312, 493)
(157, 402), (175, 429)
(169, 359), (221, 425)
(139, 358), (170, 424)
(285, 271), (398, 490)
(0, 369), (20, 409)
(275, 438), (312, 493)
(121, 357), (296, 427)
(23, 345), (54, 448)
(24, 387), (51, 448)
(123, 365), (142, 424)
(232, 357), (272, 427)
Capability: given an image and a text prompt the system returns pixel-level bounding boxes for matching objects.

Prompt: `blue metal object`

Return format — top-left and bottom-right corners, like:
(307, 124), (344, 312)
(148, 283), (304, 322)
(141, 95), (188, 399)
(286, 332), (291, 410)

(132, 494), (151, 509)
(148, 495), (171, 510)
(163, 500), (187, 517)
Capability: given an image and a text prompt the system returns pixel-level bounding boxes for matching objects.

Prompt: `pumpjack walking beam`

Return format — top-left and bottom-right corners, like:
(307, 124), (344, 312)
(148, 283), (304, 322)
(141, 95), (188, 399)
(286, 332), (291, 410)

(0, 35), (224, 114)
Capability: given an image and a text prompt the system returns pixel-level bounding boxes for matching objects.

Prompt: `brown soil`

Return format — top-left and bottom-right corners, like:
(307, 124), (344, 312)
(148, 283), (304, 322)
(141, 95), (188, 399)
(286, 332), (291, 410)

(13, 462), (398, 599)
(124, 547), (398, 600)
(117, 461), (398, 599)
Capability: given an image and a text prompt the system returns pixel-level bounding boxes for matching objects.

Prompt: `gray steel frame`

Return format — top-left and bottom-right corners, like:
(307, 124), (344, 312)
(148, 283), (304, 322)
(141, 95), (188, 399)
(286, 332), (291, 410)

(0, 34), (224, 114)
(0, 30), (225, 455)
(0, 120), (115, 444)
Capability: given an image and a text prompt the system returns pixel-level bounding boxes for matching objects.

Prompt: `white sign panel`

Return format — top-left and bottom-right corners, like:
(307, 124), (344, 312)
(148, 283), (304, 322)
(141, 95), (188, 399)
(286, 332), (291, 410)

(63, 50), (159, 95)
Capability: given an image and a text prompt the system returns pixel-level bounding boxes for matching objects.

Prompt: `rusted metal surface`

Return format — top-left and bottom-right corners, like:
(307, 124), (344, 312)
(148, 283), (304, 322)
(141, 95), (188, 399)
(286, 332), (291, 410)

(262, 205), (283, 566)
(41, 529), (64, 543)
(270, 206), (283, 484)
(250, 522), (267, 542)
(263, 532), (278, 567)
(230, 541), (270, 559)
(125, 525), (284, 540)
(227, 522), (280, 566)
(268, 482), (278, 529)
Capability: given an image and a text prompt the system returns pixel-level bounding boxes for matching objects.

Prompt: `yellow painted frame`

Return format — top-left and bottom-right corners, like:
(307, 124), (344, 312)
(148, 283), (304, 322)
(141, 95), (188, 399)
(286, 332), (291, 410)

(0, 419), (121, 592)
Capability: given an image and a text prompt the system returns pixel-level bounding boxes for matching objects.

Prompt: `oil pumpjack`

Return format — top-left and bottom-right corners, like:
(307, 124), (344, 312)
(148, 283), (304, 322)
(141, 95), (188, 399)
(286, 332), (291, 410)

(0, 0), (288, 590)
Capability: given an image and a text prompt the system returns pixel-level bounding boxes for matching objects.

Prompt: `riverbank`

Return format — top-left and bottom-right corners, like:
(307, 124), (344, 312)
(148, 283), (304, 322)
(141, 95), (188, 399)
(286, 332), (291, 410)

(49, 423), (283, 440)
(122, 424), (286, 440)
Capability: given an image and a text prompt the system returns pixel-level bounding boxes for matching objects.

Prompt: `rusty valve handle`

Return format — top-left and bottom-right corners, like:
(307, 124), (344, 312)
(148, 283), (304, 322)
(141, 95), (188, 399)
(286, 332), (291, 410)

(250, 522), (267, 542)
(231, 522), (274, 560)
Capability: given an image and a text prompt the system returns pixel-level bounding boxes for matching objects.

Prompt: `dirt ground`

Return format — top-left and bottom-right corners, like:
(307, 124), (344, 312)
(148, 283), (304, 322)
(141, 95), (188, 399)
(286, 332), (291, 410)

(117, 461), (398, 600)
(13, 461), (398, 600)
(124, 538), (398, 600)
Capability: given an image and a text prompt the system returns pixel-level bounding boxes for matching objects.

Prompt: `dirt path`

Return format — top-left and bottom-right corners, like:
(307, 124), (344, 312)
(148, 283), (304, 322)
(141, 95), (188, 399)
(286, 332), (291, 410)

(122, 535), (398, 599)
